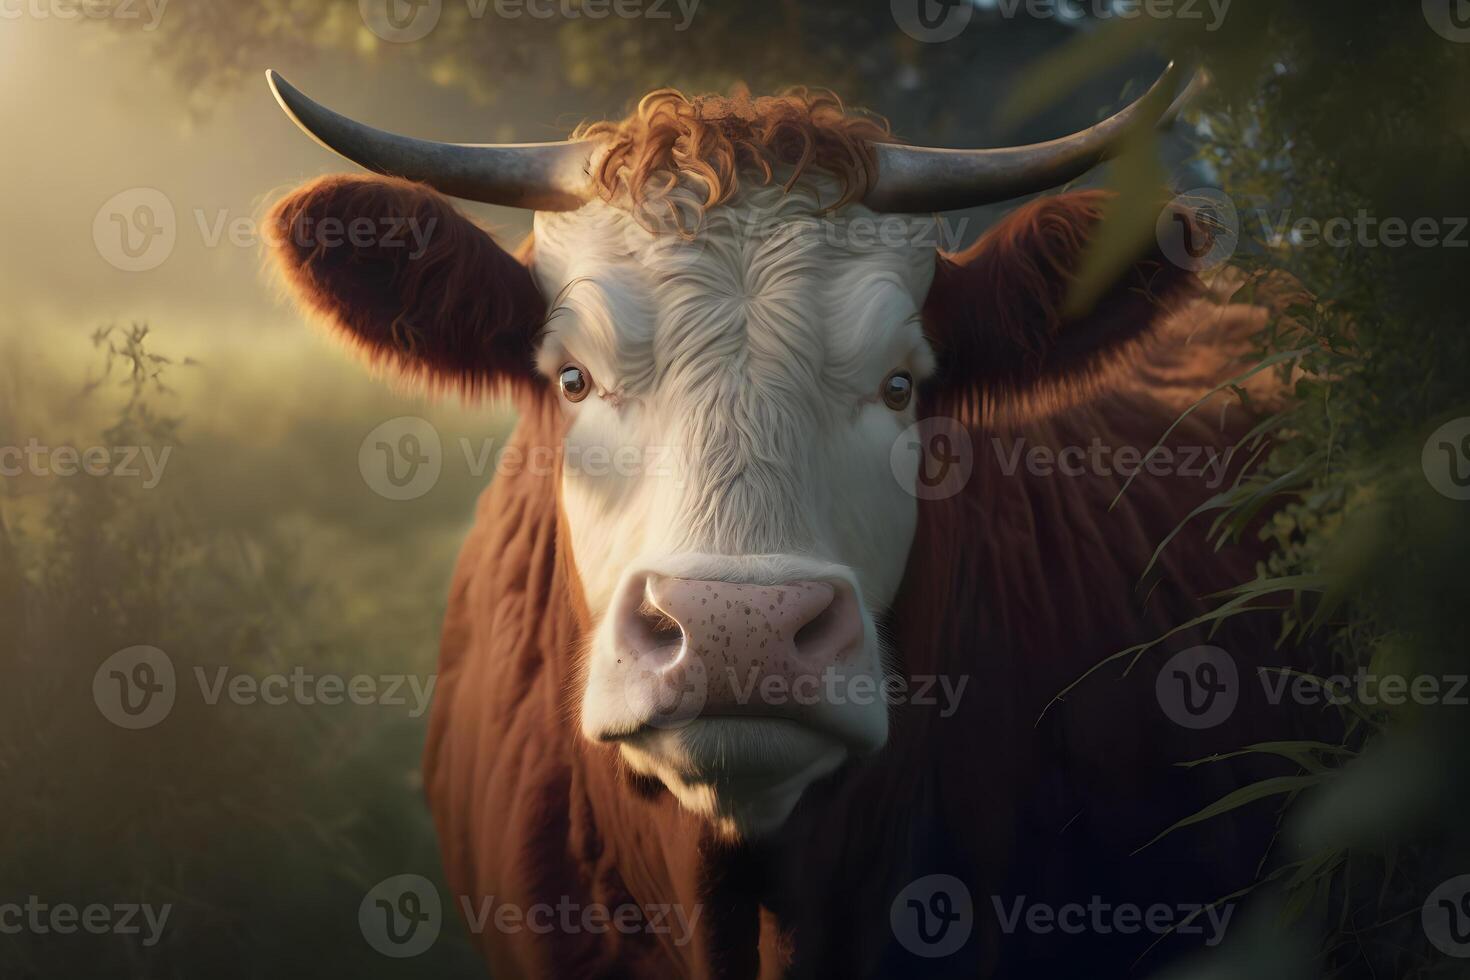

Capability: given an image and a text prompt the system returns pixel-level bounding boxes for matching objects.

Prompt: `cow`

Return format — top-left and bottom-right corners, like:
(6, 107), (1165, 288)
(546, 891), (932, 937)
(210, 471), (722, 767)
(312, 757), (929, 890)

(264, 67), (1301, 978)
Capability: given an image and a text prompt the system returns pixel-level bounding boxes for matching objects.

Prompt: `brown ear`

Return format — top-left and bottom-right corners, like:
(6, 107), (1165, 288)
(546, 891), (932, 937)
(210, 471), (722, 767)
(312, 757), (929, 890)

(920, 189), (1201, 424)
(267, 174), (546, 398)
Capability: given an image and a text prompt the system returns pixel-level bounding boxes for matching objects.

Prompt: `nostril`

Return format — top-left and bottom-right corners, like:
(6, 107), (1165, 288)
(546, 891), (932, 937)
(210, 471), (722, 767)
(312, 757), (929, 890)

(615, 575), (687, 659)
(791, 600), (834, 653)
(789, 584), (862, 663)
(634, 597), (685, 652)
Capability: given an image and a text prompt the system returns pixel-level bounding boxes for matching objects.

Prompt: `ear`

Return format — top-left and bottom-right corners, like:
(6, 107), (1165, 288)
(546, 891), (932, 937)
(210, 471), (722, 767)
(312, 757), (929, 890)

(920, 189), (1202, 424)
(267, 174), (546, 398)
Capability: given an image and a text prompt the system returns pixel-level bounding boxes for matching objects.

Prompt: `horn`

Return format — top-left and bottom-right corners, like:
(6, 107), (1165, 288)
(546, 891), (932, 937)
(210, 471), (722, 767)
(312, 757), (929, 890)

(865, 62), (1205, 214)
(265, 70), (594, 211)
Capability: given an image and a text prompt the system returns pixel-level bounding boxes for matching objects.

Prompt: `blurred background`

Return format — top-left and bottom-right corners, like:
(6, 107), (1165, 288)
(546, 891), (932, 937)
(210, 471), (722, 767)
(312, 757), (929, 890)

(1, 1), (1467, 977)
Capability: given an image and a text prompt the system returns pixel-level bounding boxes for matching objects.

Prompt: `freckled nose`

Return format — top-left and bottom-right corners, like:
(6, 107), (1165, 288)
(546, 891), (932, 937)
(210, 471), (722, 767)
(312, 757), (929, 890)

(614, 577), (863, 719)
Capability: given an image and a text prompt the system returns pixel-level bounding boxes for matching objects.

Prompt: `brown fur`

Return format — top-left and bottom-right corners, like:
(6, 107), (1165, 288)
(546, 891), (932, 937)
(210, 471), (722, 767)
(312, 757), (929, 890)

(267, 174), (547, 399)
(268, 167), (1302, 975)
(576, 88), (895, 229)
(923, 191), (1212, 425)
(417, 204), (1297, 974)
(424, 354), (1296, 977)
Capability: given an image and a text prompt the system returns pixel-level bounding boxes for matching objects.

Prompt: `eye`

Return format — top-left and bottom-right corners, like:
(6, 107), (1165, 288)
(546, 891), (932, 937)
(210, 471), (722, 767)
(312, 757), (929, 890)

(559, 364), (591, 403)
(881, 370), (913, 411)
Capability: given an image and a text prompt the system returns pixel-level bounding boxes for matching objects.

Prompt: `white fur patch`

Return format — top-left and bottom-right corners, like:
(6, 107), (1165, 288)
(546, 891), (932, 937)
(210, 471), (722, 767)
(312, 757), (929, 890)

(530, 176), (938, 837)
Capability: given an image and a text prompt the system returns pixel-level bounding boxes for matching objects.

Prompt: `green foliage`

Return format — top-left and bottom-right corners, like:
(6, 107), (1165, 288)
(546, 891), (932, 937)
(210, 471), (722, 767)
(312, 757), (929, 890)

(0, 327), (484, 978)
(1025, 4), (1470, 977)
(100, 0), (889, 115)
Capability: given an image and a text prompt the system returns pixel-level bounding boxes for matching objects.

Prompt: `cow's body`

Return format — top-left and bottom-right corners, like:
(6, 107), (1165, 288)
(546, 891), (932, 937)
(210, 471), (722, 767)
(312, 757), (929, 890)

(421, 206), (1287, 977)
(266, 85), (1303, 977)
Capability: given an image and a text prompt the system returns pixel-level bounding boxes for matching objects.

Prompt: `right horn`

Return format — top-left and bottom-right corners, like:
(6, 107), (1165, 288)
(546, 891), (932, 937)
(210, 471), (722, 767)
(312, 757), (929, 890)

(265, 70), (594, 211)
(865, 62), (1205, 214)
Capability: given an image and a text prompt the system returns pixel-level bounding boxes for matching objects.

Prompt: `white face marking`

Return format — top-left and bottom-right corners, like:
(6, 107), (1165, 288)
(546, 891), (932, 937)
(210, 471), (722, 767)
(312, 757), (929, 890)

(530, 178), (938, 837)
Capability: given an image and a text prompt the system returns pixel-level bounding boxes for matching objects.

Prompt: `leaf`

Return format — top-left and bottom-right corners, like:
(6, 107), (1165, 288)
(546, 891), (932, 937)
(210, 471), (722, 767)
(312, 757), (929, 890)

(1209, 574), (1331, 600)
(1038, 588), (1267, 723)
(1177, 740), (1354, 775)
(1135, 432), (1282, 586)
(1063, 136), (1171, 318)
(996, 19), (1166, 129)
(1204, 450), (1324, 545)
(1110, 347), (1315, 510)
(1134, 774), (1325, 854)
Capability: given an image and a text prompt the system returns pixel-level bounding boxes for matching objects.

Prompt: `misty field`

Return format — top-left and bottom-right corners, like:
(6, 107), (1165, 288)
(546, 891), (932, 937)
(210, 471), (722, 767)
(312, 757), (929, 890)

(0, 322), (511, 978)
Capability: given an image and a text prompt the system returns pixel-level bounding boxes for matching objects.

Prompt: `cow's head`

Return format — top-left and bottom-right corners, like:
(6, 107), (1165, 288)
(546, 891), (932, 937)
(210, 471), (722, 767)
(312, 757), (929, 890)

(265, 71), (1200, 838)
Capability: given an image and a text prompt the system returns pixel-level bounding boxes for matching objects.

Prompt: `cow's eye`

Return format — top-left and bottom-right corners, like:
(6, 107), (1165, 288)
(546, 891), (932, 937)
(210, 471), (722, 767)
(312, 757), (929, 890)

(559, 364), (591, 402)
(881, 370), (913, 410)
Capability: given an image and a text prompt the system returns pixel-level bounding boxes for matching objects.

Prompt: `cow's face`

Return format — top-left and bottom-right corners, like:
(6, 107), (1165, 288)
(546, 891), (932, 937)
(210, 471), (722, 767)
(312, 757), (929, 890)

(265, 72), (1198, 841)
(531, 181), (937, 836)
(269, 167), (1194, 841)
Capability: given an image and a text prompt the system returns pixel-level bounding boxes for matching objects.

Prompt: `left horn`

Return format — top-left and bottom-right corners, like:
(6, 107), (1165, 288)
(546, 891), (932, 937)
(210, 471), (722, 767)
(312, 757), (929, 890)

(865, 62), (1205, 214)
(265, 70), (594, 211)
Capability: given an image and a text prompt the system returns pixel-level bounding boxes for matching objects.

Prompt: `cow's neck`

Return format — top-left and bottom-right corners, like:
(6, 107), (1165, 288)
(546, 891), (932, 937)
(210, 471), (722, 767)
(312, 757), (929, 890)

(553, 530), (986, 976)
